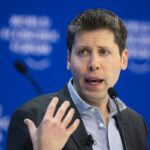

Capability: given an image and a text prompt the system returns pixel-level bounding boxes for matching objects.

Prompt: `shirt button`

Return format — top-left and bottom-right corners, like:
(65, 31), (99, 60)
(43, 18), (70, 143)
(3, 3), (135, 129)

(90, 108), (95, 112)
(98, 123), (104, 128)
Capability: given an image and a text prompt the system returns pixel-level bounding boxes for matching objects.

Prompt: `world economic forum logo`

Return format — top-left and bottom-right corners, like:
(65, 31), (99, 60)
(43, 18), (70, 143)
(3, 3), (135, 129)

(125, 20), (150, 74)
(0, 104), (10, 150)
(0, 14), (60, 70)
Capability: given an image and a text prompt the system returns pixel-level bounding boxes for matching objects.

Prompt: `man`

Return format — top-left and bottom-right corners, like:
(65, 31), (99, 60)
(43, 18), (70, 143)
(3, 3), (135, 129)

(7, 8), (148, 150)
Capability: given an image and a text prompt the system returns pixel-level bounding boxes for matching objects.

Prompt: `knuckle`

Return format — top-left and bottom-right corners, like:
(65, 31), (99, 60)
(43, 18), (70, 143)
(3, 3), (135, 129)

(58, 109), (65, 114)
(66, 115), (72, 122)
(43, 117), (51, 124)
(69, 108), (75, 115)
(51, 120), (58, 126)
(49, 105), (55, 111)
(63, 100), (69, 105)
(59, 124), (65, 131)
(61, 101), (70, 109)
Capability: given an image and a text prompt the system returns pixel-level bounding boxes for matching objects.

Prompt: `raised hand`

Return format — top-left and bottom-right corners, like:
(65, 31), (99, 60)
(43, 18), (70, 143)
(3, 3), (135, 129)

(24, 97), (80, 150)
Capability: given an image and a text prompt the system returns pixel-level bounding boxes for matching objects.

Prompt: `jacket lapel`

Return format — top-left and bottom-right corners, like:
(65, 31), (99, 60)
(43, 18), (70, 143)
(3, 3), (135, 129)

(57, 86), (147, 150)
(114, 111), (137, 150)
(58, 86), (93, 150)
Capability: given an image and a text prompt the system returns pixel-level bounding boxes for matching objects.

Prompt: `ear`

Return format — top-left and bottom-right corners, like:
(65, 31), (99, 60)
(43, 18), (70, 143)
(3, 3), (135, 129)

(67, 50), (71, 70)
(121, 49), (128, 70)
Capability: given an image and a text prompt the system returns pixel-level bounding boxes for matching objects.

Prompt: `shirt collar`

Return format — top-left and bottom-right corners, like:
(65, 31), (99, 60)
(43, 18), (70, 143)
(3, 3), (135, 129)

(67, 78), (126, 116)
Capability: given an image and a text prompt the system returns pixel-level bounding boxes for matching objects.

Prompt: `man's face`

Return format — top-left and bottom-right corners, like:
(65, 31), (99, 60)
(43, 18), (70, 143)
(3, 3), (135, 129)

(67, 29), (128, 106)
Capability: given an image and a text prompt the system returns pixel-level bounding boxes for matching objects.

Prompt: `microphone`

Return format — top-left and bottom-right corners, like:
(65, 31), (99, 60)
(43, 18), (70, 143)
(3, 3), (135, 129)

(86, 134), (94, 147)
(107, 87), (128, 150)
(14, 60), (42, 95)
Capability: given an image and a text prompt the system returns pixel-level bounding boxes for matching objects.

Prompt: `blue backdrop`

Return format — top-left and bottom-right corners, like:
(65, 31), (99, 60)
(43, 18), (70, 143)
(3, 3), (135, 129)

(0, 0), (150, 149)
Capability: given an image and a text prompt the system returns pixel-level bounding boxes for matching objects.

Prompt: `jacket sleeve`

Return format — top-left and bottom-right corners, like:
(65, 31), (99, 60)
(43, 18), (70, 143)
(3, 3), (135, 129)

(142, 117), (149, 149)
(7, 109), (34, 150)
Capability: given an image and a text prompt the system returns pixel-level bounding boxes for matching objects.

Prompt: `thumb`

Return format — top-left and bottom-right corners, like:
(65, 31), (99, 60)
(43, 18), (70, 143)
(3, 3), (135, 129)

(24, 119), (36, 135)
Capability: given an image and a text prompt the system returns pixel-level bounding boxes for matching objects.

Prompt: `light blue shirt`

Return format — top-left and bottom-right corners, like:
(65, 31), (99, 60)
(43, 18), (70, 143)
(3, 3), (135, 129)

(68, 78), (126, 150)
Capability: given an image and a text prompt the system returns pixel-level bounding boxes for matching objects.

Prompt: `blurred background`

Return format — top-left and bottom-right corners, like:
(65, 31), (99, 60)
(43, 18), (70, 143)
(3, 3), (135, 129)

(0, 0), (149, 149)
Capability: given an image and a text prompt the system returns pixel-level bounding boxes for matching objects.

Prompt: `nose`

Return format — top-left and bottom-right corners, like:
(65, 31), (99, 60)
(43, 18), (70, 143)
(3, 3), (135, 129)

(88, 55), (101, 71)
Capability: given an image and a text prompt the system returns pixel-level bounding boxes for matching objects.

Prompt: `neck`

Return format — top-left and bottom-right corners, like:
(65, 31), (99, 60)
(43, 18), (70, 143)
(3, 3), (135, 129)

(99, 102), (110, 125)
(84, 96), (110, 125)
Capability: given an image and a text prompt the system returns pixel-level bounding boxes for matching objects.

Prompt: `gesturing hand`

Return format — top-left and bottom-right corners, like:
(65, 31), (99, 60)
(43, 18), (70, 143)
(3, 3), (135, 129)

(24, 97), (80, 150)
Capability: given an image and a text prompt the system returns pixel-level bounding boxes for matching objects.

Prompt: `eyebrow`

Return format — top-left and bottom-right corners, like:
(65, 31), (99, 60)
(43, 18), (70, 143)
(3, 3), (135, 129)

(74, 46), (91, 51)
(74, 45), (111, 51)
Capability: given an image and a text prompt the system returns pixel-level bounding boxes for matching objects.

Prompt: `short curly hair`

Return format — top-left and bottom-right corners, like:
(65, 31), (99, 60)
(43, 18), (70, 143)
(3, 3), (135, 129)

(66, 8), (127, 54)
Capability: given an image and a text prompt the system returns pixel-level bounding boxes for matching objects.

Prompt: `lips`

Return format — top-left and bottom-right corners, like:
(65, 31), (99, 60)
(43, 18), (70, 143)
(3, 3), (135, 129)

(85, 77), (104, 86)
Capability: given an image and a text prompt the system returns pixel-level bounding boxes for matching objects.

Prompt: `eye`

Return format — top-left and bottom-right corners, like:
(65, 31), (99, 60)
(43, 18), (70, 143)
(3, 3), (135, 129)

(99, 48), (111, 56)
(77, 48), (90, 56)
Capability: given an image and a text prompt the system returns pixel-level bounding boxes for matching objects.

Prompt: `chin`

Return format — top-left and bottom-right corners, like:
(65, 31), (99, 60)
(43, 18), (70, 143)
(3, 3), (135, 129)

(83, 96), (104, 106)
(82, 92), (104, 101)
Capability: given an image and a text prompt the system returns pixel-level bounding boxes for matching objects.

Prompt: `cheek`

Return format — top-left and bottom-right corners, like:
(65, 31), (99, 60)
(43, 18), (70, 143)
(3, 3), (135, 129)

(105, 58), (122, 73)
(70, 63), (85, 88)
(70, 58), (87, 74)
(111, 65), (121, 76)
(71, 63), (83, 74)
(104, 62), (121, 82)
(70, 64), (84, 81)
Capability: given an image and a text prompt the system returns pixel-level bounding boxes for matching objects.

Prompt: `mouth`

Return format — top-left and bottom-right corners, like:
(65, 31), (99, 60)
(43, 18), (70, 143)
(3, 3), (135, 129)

(85, 77), (104, 86)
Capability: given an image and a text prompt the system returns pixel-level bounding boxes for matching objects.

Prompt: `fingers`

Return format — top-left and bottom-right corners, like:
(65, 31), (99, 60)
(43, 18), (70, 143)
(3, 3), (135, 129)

(24, 119), (36, 135)
(44, 97), (59, 118)
(23, 97), (80, 150)
(67, 119), (80, 135)
(45, 97), (71, 122)
(62, 108), (75, 127)
(61, 107), (80, 136)
(55, 101), (70, 121)
(57, 104), (80, 137)
(39, 96), (80, 135)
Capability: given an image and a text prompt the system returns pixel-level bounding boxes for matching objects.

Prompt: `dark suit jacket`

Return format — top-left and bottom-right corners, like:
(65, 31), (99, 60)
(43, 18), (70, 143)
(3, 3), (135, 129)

(7, 86), (148, 150)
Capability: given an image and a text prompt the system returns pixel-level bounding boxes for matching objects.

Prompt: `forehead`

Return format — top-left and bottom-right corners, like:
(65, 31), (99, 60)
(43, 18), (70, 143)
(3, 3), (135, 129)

(72, 29), (117, 48)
